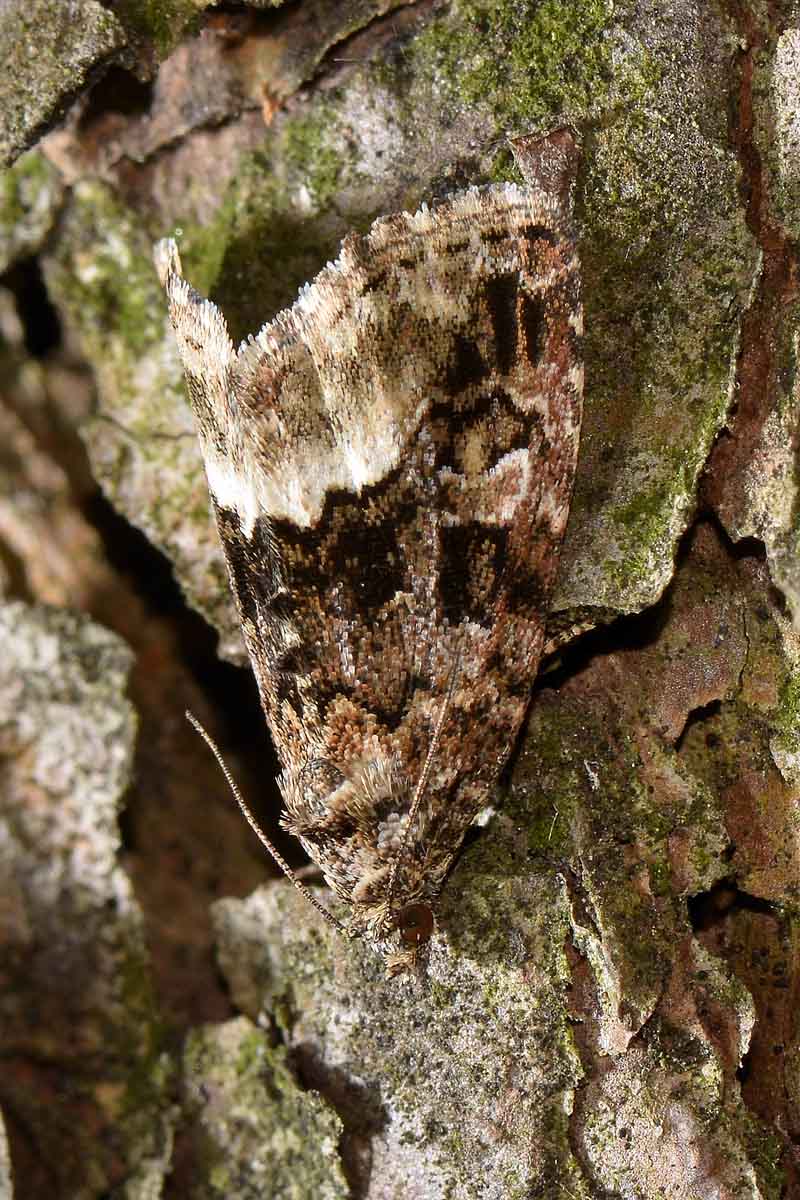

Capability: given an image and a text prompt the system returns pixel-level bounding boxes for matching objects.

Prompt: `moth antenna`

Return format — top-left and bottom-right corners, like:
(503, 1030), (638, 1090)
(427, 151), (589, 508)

(386, 657), (461, 908)
(185, 710), (351, 938)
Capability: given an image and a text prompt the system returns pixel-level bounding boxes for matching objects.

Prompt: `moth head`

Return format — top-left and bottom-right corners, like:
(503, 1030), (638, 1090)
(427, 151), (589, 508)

(395, 901), (435, 945)
(284, 753), (438, 970)
(386, 903), (435, 977)
(371, 900), (435, 978)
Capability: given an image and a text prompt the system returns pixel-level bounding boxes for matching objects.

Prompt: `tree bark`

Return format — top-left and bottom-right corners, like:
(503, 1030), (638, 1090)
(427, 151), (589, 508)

(0, 0), (798, 1196)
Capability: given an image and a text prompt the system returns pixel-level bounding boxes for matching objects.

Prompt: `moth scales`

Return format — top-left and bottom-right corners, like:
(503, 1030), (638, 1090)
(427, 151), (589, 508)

(156, 178), (582, 975)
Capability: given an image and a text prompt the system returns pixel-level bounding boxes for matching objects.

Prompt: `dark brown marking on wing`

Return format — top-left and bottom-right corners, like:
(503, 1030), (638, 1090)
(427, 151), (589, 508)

(429, 386), (537, 473)
(484, 275), (520, 374)
(215, 507), (279, 630)
(445, 333), (489, 391)
(519, 292), (546, 367)
(520, 223), (558, 247)
(439, 523), (508, 627)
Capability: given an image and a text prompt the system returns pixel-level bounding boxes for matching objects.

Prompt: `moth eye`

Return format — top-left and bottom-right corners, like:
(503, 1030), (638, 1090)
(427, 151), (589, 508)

(397, 903), (434, 946)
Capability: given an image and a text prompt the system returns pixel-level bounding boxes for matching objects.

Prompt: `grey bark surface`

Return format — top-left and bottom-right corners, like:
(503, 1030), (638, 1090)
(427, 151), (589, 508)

(0, 0), (798, 1197)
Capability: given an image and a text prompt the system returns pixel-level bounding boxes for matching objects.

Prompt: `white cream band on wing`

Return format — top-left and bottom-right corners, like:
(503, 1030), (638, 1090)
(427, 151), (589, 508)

(205, 454), (263, 537)
(569, 363), (584, 394)
(490, 448), (532, 523)
(437, 447), (532, 526)
(204, 409), (417, 534)
(569, 305), (584, 336)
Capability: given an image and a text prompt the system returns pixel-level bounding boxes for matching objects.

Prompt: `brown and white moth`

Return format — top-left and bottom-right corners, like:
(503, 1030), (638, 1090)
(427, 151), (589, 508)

(156, 182), (582, 974)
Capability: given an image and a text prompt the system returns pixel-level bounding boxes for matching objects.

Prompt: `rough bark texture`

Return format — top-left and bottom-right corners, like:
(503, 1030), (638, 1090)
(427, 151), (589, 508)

(0, 0), (799, 1197)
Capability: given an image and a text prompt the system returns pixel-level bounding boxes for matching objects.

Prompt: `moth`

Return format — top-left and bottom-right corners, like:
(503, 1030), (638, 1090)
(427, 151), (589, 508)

(156, 182), (582, 974)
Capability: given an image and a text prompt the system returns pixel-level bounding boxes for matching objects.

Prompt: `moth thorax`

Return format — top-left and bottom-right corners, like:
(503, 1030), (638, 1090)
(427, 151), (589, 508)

(376, 810), (409, 856)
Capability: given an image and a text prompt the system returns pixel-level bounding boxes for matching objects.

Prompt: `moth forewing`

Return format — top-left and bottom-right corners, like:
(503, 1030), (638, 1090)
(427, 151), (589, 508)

(156, 181), (581, 973)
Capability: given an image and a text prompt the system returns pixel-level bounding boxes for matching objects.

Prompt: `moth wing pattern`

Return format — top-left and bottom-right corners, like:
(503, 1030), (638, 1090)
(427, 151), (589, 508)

(156, 182), (582, 965)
